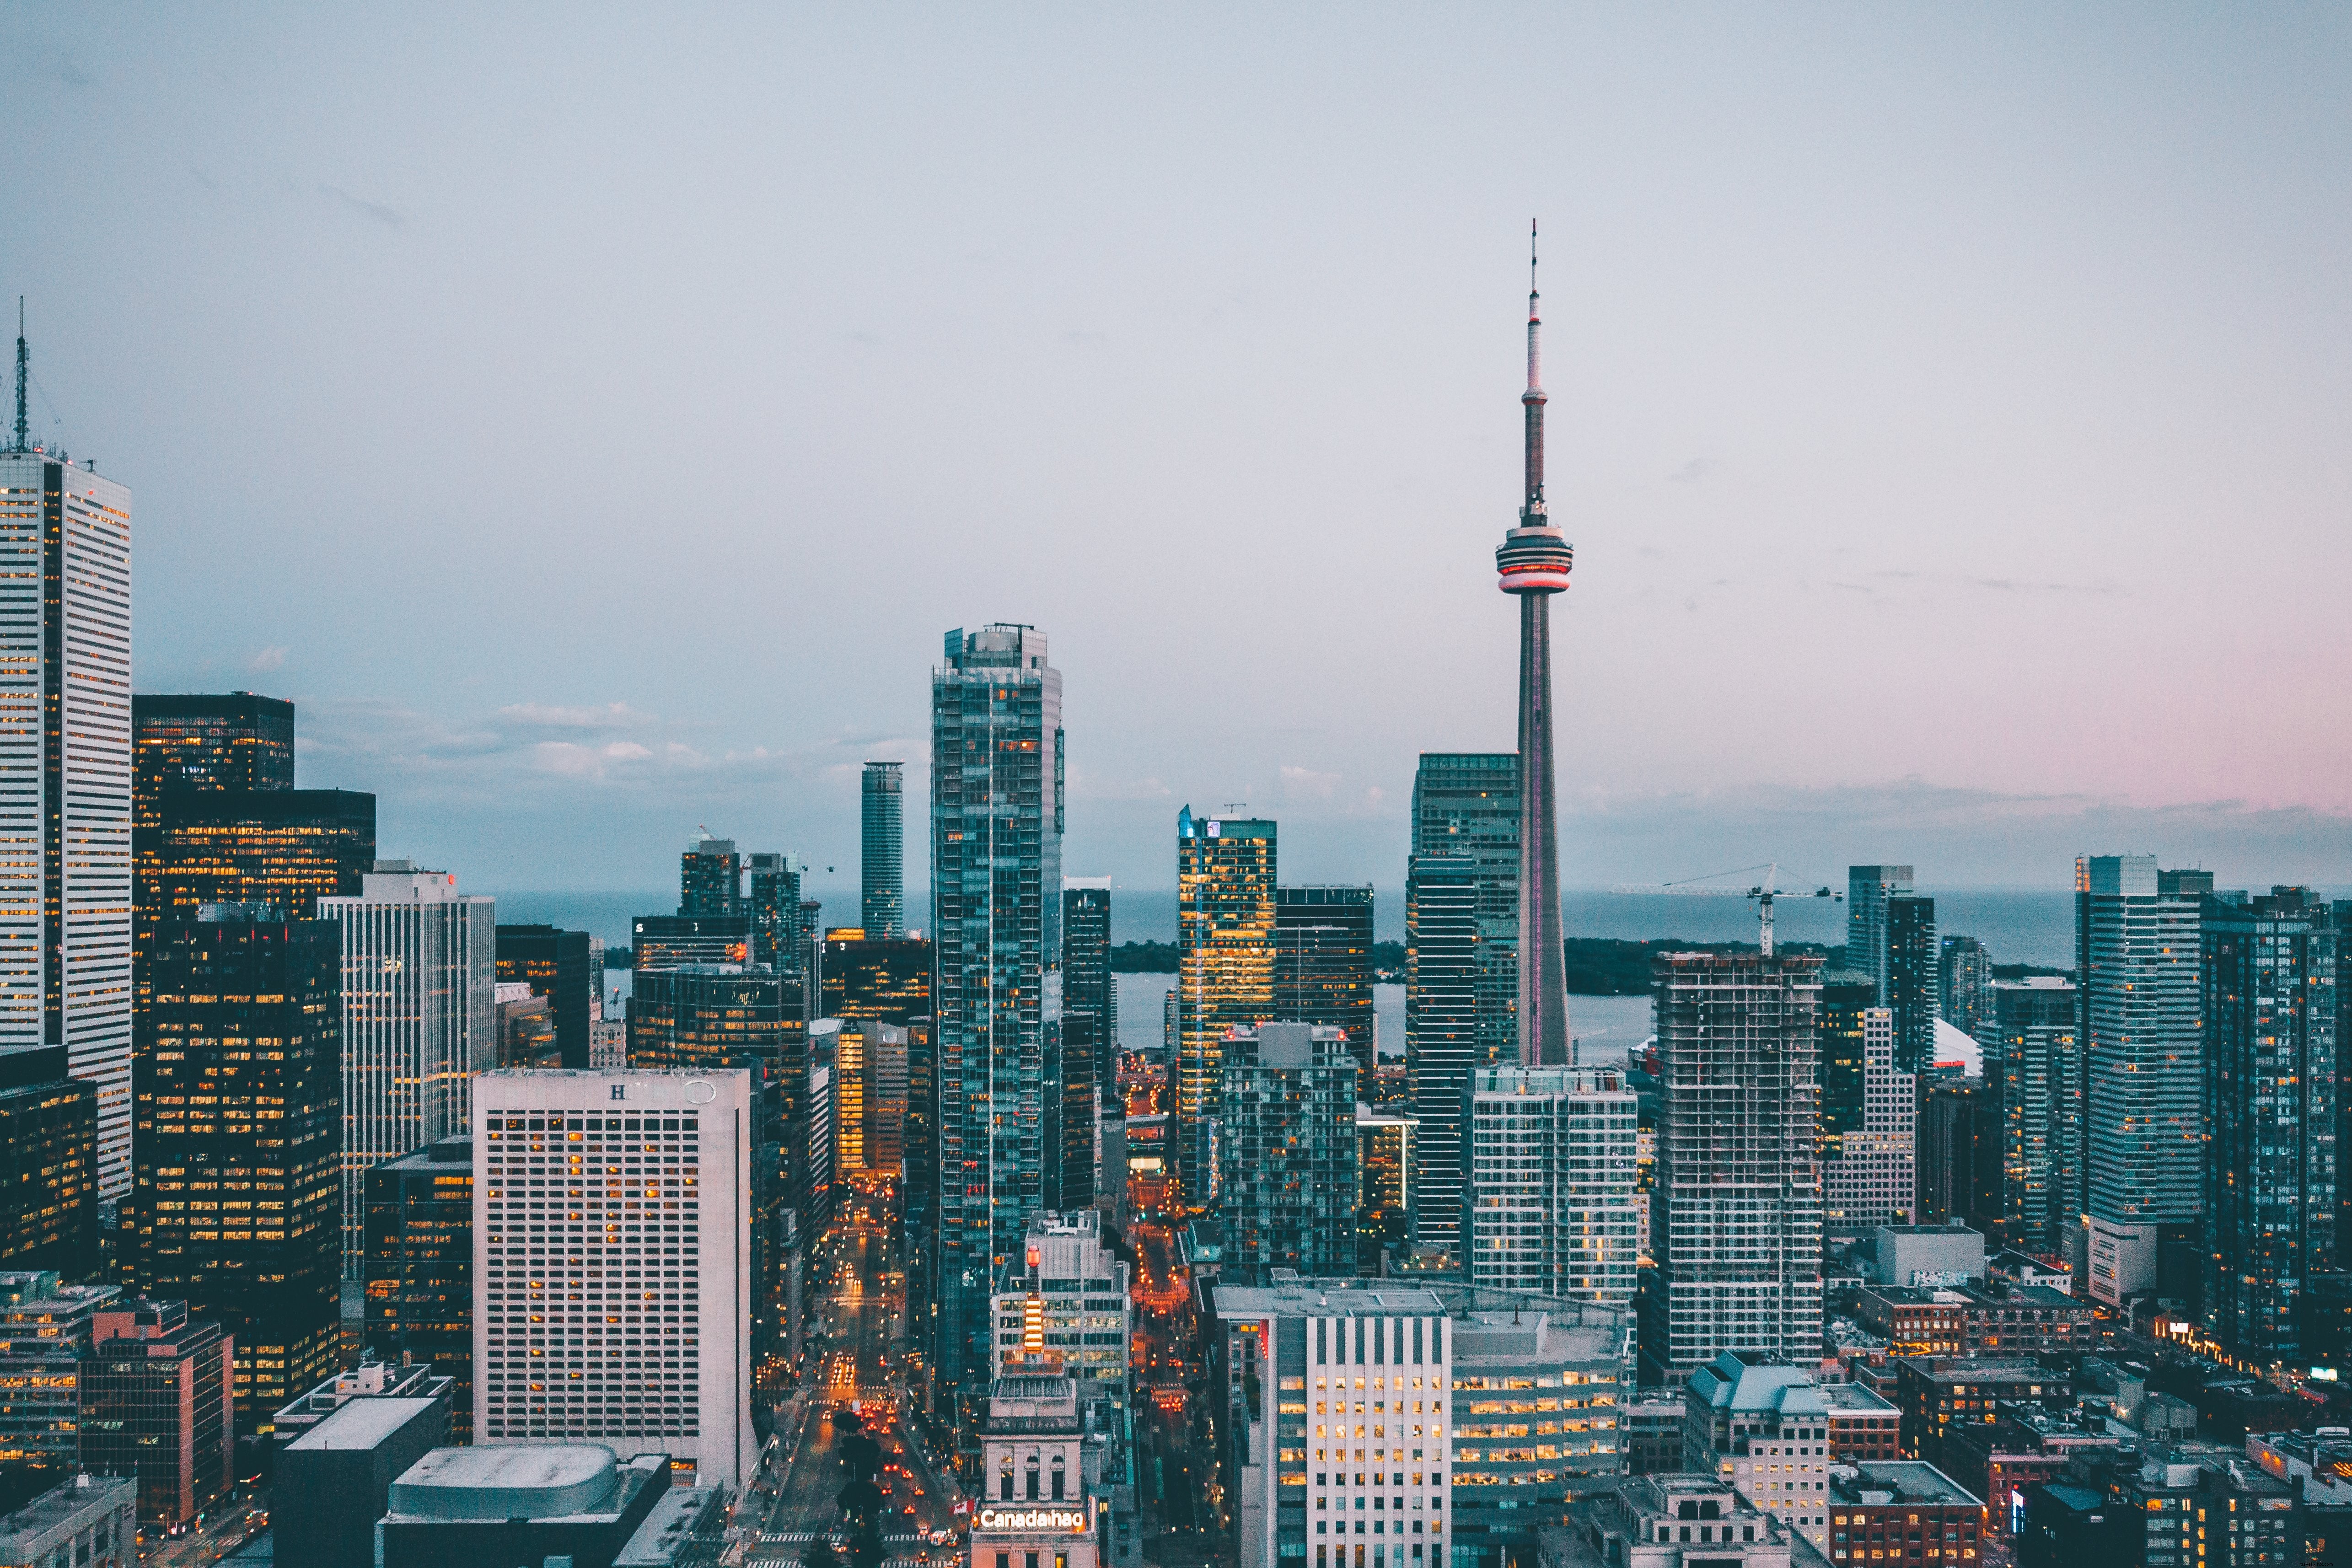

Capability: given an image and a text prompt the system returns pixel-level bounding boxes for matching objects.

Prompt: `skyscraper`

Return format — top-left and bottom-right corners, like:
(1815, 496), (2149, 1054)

(0, 1054), (98, 1275)
(1885, 894), (1939, 1076)
(473, 1069), (757, 1488)
(2202, 886), (2336, 1360)
(1492, 229), (1574, 1068)
(629, 913), (752, 971)
(132, 693), (294, 806)
(1640, 951), (1823, 1383)
(820, 930), (934, 1025)
(1820, 1008), (1914, 1229)
(1217, 1023), (1359, 1286)
(1939, 936), (1991, 1038)
(628, 963), (800, 1399)
(1462, 1065), (1639, 1304)
(679, 834), (741, 918)
(494, 924), (593, 1070)
(363, 1135), (475, 1440)
(0, 437), (132, 1198)
(1815, 970), (1877, 1169)
(1355, 1105), (1413, 1273)
(133, 905), (343, 1426)
(1411, 752), (1520, 1066)
(745, 852), (804, 974)
(1174, 808), (1275, 1208)
(1846, 866), (1914, 1002)
(1273, 885), (1375, 1082)
(1980, 977), (2078, 1252)
(2076, 855), (2206, 1308)
(861, 761), (905, 939)
(1062, 878), (1117, 1108)
(1405, 849), (1479, 1253)
(929, 624), (1063, 1419)
(320, 861), (496, 1283)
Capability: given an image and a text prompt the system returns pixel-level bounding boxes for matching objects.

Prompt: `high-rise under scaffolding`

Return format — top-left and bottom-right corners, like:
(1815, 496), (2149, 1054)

(1639, 950), (1825, 1383)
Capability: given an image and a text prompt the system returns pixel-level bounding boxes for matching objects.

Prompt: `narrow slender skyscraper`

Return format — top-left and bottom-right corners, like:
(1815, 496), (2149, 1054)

(861, 760), (905, 938)
(1493, 224), (1573, 1067)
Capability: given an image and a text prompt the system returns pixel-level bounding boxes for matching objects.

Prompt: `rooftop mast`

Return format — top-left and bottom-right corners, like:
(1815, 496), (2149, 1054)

(11, 299), (27, 454)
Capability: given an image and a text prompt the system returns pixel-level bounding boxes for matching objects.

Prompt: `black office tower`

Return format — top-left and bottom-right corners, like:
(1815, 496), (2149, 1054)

(495, 925), (592, 1069)
(746, 853), (804, 974)
(1274, 885), (1376, 1082)
(364, 1136), (475, 1439)
(133, 908), (343, 1429)
(821, 932), (934, 1026)
(133, 693), (295, 808)
(1063, 881), (1117, 1111)
(0, 1047), (99, 1276)
(680, 834), (742, 918)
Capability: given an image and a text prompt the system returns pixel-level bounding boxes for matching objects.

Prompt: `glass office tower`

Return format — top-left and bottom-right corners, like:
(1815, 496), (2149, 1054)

(1174, 808), (1275, 1208)
(861, 761), (905, 939)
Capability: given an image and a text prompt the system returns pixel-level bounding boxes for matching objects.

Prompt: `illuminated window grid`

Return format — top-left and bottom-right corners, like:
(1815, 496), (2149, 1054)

(478, 1112), (703, 1442)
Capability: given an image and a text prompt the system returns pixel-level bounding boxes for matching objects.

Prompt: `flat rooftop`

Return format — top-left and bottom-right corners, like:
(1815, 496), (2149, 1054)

(1212, 1279), (1447, 1319)
(1832, 1461), (1982, 1507)
(0, 1476), (135, 1547)
(288, 1395), (439, 1451)
(389, 1444), (628, 1521)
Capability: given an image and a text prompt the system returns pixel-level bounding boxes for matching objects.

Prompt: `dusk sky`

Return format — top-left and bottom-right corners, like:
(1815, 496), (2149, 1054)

(6, 6), (2347, 900)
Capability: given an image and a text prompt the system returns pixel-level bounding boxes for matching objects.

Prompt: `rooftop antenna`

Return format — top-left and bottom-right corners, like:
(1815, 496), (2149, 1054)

(11, 299), (27, 454)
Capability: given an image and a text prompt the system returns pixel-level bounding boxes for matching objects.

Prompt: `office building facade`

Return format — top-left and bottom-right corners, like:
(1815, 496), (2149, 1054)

(0, 451), (132, 1201)
(1275, 886), (1376, 1082)
(131, 692), (293, 805)
(320, 862), (496, 1282)
(1219, 1023), (1360, 1285)
(0, 1059), (98, 1276)
(988, 1208), (1133, 1425)
(78, 1299), (235, 1525)
(1641, 953), (1824, 1382)
(473, 1069), (758, 1488)
(0, 1273), (118, 1471)
(1404, 850), (1479, 1256)
(1815, 971), (1876, 1168)
(1063, 878), (1117, 1113)
(1979, 978), (2078, 1252)
(133, 907), (343, 1426)
(2202, 886), (2337, 1360)
(862, 760), (905, 938)
(2076, 855), (2206, 1306)
(632, 913), (752, 972)
(495, 924), (593, 1070)
(1462, 1066), (1639, 1304)
(1410, 753), (1519, 1069)
(931, 624), (1063, 1415)
(821, 930), (934, 1025)
(363, 1135), (475, 1440)
(1821, 1009), (1914, 1230)
(629, 964), (800, 1398)
(1175, 808), (1275, 1207)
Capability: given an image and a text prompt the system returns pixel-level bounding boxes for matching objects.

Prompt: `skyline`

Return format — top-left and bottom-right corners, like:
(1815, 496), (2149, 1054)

(5, 6), (2349, 896)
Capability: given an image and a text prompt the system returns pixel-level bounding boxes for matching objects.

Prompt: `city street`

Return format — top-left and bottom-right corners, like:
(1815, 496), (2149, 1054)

(743, 1189), (965, 1567)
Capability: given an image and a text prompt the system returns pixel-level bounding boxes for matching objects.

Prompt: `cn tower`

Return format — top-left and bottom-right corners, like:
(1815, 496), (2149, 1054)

(1494, 222), (1573, 1067)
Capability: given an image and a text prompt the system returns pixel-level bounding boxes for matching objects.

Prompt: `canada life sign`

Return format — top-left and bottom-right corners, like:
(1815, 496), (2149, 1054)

(973, 1508), (1089, 1534)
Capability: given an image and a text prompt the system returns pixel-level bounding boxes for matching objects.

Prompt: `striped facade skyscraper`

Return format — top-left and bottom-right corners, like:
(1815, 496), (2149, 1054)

(1492, 226), (1574, 1068)
(861, 760), (905, 938)
(0, 374), (134, 1199)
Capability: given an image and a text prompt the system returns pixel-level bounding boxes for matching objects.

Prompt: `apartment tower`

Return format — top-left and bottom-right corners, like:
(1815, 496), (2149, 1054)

(1462, 1066), (1639, 1304)
(929, 624), (1063, 1416)
(1173, 807), (1275, 1208)
(861, 761), (905, 938)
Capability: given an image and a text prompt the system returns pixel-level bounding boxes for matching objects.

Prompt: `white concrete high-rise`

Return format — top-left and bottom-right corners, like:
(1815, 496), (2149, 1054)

(1822, 1009), (1915, 1228)
(1640, 951), (1825, 1384)
(0, 446), (133, 1199)
(473, 1069), (757, 1490)
(320, 860), (495, 1279)
(1463, 1066), (1640, 1305)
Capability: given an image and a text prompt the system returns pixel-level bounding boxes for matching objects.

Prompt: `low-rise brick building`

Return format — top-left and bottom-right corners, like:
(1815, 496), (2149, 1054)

(1826, 1461), (1984, 1568)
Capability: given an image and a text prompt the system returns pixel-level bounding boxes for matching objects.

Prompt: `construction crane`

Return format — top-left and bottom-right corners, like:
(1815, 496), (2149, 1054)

(1610, 862), (1842, 957)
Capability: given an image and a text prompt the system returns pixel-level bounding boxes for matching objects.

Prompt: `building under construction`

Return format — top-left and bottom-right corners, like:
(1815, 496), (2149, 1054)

(1639, 950), (1825, 1383)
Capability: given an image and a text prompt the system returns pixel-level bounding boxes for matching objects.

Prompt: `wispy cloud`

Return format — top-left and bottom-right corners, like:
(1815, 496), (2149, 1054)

(320, 183), (403, 229)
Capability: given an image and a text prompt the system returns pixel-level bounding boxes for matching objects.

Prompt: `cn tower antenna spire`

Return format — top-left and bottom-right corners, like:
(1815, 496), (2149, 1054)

(1521, 219), (1547, 519)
